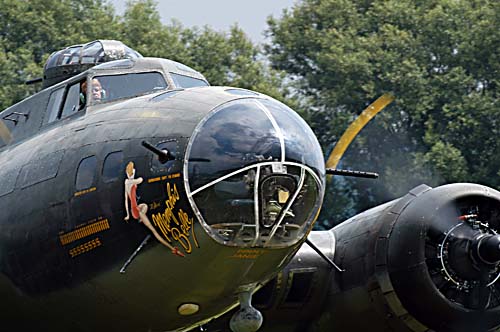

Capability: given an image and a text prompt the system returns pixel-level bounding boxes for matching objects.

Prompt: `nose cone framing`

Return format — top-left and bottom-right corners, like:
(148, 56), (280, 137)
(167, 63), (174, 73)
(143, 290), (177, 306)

(184, 98), (325, 248)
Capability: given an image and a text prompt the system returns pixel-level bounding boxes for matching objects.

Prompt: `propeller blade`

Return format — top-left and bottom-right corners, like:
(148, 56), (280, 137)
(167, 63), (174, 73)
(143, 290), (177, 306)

(326, 93), (394, 169)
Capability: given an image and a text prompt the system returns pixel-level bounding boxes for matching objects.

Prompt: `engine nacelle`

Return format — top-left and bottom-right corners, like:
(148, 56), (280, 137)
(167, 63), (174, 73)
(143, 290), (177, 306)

(205, 183), (500, 332)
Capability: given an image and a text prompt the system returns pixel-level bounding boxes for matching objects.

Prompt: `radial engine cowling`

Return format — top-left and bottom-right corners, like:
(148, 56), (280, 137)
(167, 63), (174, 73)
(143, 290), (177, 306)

(322, 183), (500, 332)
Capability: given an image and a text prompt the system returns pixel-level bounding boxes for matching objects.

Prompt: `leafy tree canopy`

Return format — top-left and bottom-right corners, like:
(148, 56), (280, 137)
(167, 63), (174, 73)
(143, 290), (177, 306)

(266, 0), (499, 225)
(0, 0), (289, 111)
(0, 0), (498, 227)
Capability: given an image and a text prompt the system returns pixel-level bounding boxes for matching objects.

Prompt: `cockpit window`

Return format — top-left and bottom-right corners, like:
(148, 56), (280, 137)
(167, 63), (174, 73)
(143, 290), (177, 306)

(92, 72), (168, 104)
(61, 81), (84, 118)
(45, 87), (65, 123)
(170, 73), (208, 88)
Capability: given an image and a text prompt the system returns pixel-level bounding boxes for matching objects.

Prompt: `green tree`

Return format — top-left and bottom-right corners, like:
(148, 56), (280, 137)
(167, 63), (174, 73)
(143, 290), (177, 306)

(117, 0), (288, 101)
(266, 0), (499, 226)
(0, 0), (120, 110)
(0, 0), (290, 110)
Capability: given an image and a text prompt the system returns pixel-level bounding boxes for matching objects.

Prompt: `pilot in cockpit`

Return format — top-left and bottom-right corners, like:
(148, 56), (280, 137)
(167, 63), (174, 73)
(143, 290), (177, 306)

(80, 78), (104, 108)
(89, 78), (103, 102)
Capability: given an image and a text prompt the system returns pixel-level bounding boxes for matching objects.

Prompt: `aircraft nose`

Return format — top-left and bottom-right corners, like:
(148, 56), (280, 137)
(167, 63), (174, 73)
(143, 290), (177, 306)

(185, 98), (325, 248)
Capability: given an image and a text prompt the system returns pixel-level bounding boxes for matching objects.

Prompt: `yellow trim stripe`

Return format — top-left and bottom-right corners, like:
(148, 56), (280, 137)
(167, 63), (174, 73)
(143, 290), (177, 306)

(60, 219), (110, 245)
(148, 177), (161, 183)
(326, 94), (395, 169)
(74, 187), (97, 197)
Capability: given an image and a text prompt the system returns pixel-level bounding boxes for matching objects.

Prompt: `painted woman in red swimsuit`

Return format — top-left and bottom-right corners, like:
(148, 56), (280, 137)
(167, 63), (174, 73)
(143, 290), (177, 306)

(124, 161), (184, 257)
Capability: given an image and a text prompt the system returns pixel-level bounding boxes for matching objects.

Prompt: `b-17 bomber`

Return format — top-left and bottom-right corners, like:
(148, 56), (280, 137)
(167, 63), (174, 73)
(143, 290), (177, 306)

(0, 40), (499, 332)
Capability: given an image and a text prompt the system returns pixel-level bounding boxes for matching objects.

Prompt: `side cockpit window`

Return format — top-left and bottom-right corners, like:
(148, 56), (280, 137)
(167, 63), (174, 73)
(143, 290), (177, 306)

(45, 88), (65, 123)
(45, 79), (86, 124)
(92, 72), (167, 104)
(61, 82), (81, 118)
(170, 73), (208, 88)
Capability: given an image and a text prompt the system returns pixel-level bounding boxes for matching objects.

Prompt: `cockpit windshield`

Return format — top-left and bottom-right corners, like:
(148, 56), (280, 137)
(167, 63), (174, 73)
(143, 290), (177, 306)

(91, 72), (168, 104)
(170, 73), (209, 88)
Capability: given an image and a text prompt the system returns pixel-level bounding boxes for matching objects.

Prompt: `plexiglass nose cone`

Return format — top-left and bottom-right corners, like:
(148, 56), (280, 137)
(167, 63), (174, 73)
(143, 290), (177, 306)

(185, 98), (325, 248)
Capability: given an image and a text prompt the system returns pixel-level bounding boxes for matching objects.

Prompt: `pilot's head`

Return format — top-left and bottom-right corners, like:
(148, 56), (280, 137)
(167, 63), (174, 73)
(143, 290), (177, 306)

(90, 78), (103, 101)
(82, 78), (103, 102)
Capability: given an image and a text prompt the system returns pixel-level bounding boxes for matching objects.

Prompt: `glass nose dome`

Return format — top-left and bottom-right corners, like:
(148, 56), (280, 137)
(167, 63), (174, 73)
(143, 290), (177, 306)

(184, 98), (325, 248)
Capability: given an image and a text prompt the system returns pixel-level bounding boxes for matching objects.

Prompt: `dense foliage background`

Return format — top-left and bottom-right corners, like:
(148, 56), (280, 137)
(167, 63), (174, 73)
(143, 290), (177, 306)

(1, 0), (498, 228)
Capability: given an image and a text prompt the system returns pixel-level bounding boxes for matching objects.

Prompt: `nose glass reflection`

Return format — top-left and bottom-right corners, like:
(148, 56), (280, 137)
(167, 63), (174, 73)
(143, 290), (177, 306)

(185, 98), (325, 248)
